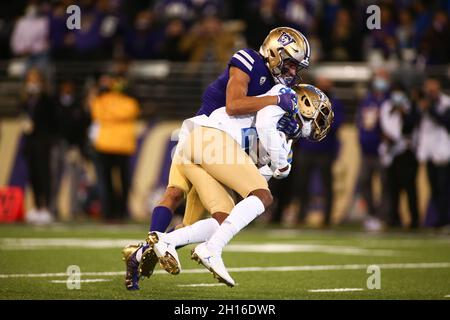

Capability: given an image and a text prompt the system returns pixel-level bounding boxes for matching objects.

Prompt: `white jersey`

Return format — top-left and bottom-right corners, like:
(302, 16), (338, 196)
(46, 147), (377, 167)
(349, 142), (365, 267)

(178, 84), (291, 170)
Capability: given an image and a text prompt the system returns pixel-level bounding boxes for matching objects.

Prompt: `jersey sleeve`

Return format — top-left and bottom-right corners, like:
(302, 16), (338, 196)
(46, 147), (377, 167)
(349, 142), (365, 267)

(229, 49), (258, 77)
(255, 105), (290, 170)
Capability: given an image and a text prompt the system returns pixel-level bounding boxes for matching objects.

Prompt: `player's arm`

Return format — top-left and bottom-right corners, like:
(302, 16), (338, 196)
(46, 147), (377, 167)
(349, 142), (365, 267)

(225, 67), (296, 116)
(255, 105), (292, 179)
(225, 67), (277, 116)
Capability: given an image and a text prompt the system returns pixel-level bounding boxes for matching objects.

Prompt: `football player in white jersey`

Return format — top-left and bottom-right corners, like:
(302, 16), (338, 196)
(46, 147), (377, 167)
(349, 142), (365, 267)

(122, 27), (311, 291)
(140, 84), (334, 287)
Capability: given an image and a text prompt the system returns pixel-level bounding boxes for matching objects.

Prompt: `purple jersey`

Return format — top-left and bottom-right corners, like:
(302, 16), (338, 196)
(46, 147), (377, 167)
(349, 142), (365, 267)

(197, 48), (276, 116)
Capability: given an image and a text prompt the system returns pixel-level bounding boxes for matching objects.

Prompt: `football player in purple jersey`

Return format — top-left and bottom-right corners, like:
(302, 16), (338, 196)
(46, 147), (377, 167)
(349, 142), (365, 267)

(123, 27), (311, 290)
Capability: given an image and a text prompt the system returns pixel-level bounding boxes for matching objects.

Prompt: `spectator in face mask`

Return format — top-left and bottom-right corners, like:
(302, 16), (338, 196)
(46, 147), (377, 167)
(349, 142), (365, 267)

(356, 68), (390, 231)
(379, 84), (419, 229)
(54, 81), (91, 216)
(19, 68), (58, 225)
(56, 81), (90, 156)
(416, 78), (450, 228)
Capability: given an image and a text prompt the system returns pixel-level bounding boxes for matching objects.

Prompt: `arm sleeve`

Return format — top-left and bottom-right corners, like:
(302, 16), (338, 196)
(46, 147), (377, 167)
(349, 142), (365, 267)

(229, 49), (256, 77)
(255, 105), (290, 170)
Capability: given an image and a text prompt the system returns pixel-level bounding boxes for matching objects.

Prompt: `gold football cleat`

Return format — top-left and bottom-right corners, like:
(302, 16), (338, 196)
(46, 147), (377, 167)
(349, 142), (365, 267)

(122, 244), (139, 261)
(138, 246), (158, 278)
(122, 244), (140, 290)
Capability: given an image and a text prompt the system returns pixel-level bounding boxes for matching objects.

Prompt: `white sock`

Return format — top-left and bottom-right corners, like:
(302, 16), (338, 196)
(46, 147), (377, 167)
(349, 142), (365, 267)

(164, 218), (220, 247)
(135, 247), (144, 262)
(135, 243), (150, 263)
(207, 195), (265, 254)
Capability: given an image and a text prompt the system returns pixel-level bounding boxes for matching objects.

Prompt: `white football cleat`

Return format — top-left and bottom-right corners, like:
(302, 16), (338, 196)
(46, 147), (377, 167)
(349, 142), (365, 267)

(191, 243), (235, 287)
(147, 231), (181, 275)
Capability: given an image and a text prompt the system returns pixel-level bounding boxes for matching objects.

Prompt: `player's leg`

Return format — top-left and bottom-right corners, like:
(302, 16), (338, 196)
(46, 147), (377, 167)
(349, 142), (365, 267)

(192, 187), (271, 287)
(182, 187), (209, 227)
(122, 158), (191, 290)
(150, 162), (187, 233)
(188, 127), (272, 286)
(149, 162), (235, 275)
(138, 159), (191, 267)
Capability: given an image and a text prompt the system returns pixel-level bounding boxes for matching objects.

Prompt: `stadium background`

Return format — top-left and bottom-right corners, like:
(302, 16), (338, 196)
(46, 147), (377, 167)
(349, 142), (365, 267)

(0, 0), (450, 301)
(0, 0), (449, 226)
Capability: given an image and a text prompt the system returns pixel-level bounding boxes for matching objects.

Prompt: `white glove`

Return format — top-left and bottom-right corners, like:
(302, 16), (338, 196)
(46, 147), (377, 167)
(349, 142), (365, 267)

(259, 165), (274, 182)
(273, 163), (291, 179)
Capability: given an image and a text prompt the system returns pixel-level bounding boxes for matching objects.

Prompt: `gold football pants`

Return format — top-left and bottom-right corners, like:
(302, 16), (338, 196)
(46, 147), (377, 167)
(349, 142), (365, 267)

(168, 126), (268, 225)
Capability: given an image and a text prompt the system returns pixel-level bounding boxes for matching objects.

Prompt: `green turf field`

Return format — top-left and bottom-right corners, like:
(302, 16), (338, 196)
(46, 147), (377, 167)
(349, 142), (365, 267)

(0, 224), (449, 300)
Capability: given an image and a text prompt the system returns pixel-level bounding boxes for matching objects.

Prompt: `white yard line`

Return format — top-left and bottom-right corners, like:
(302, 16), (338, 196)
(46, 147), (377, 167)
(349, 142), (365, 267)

(50, 279), (111, 284)
(308, 288), (364, 293)
(177, 283), (230, 287)
(0, 271), (124, 278)
(1, 262), (449, 279)
(226, 243), (398, 256)
(0, 238), (398, 256)
(0, 238), (140, 249)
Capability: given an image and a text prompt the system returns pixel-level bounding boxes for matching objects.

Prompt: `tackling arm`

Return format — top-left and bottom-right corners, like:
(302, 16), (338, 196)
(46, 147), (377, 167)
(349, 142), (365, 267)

(255, 105), (292, 178)
(225, 67), (279, 116)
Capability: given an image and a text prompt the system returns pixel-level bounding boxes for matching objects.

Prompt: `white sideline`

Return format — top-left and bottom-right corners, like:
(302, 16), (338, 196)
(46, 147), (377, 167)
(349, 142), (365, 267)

(1, 262), (450, 279)
(308, 288), (364, 293)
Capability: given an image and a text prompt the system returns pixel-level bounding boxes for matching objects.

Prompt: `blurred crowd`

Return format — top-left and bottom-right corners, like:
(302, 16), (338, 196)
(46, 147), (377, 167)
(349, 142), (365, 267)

(269, 70), (450, 230)
(19, 67), (140, 224)
(0, 0), (449, 68)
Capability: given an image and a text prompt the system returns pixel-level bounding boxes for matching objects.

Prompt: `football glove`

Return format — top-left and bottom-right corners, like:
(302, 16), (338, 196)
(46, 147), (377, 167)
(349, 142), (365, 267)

(277, 87), (298, 115)
(273, 163), (291, 179)
(277, 115), (301, 140)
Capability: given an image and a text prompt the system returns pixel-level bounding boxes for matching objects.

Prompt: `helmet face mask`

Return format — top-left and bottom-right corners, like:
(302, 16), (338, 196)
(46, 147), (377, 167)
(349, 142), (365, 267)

(260, 27), (311, 87)
(278, 58), (306, 87)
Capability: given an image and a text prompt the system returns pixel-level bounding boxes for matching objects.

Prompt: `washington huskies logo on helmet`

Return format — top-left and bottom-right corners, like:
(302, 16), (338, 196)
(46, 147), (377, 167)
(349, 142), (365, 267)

(277, 32), (295, 46)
